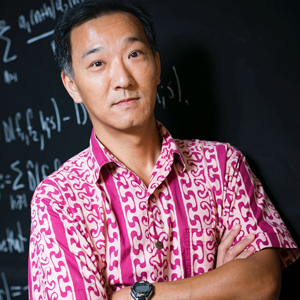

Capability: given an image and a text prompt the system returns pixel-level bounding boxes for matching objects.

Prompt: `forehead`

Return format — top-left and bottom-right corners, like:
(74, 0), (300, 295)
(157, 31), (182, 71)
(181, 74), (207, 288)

(69, 12), (148, 54)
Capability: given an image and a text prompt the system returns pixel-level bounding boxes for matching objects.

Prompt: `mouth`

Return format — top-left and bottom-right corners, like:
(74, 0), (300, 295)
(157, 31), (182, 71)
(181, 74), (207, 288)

(114, 97), (140, 106)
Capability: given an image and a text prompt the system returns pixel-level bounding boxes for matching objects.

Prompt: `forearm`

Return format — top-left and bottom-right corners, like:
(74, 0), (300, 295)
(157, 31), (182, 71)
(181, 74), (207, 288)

(110, 249), (281, 300)
(154, 249), (281, 300)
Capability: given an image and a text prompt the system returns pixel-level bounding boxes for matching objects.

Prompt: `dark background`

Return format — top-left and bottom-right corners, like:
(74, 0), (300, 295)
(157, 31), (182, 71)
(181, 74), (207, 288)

(0, 0), (299, 299)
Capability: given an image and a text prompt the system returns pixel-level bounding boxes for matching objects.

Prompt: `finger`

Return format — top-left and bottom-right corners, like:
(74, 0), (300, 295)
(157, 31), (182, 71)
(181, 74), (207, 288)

(223, 233), (256, 263)
(221, 224), (240, 241)
(220, 224), (241, 249)
(237, 245), (256, 259)
(217, 224), (241, 266)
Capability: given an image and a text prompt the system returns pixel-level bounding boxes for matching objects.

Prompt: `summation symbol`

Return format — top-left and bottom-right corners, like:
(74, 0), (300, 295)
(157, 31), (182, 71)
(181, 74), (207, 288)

(0, 20), (17, 64)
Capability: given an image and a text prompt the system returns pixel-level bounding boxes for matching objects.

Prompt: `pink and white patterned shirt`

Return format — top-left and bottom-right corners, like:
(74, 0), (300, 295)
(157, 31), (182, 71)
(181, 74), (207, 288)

(28, 122), (299, 300)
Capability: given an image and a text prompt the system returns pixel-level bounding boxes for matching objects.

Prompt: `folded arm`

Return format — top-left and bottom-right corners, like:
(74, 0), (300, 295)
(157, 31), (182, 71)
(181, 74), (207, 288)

(151, 247), (281, 300)
(110, 225), (281, 300)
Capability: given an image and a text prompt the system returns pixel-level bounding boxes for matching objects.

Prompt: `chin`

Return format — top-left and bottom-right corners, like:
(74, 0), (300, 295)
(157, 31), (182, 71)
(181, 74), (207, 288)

(116, 117), (152, 132)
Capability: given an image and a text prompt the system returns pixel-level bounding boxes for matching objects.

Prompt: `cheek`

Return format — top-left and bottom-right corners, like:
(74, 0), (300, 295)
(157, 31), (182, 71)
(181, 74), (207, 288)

(139, 67), (159, 90)
(78, 77), (108, 98)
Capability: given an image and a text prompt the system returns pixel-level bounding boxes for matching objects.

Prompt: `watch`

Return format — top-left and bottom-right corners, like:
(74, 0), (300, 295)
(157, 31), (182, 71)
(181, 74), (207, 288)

(131, 280), (153, 300)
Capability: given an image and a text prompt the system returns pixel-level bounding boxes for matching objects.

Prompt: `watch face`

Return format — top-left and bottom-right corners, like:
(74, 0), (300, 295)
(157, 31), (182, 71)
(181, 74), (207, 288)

(135, 284), (148, 293)
(131, 280), (153, 299)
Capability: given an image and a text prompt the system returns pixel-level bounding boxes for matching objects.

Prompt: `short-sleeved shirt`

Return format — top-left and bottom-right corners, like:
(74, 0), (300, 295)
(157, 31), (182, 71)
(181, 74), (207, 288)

(28, 122), (299, 300)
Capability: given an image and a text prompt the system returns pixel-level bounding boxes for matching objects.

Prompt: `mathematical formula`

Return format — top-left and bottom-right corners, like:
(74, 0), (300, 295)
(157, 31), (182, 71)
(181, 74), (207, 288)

(0, 158), (61, 192)
(156, 66), (189, 109)
(0, 0), (84, 72)
(0, 97), (88, 151)
(18, 0), (85, 34)
(0, 272), (28, 300)
(0, 222), (27, 254)
(0, 20), (17, 64)
(0, 157), (61, 212)
(3, 71), (18, 85)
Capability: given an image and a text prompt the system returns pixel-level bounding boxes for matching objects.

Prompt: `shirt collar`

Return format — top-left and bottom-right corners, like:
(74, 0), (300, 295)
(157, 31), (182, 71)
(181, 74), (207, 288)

(90, 127), (125, 169)
(90, 121), (186, 180)
(156, 121), (186, 173)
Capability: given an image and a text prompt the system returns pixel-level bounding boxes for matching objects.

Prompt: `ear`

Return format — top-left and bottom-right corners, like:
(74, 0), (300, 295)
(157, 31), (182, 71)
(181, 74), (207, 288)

(61, 71), (83, 104)
(155, 52), (161, 85)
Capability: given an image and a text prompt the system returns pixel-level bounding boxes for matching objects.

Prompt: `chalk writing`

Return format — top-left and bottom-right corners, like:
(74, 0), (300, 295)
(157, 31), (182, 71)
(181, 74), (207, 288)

(0, 21), (17, 64)
(0, 222), (27, 254)
(0, 158), (61, 194)
(39, 97), (61, 140)
(18, 0), (84, 37)
(0, 272), (28, 300)
(1, 98), (88, 151)
(0, 174), (11, 190)
(30, 0), (57, 26)
(3, 71), (18, 84)
(74, 102), (88, 125)
(27, 30), (54, 44)
(156, 66), (189, 109)
(9, 193), (27, 211)
(50, 39), (56, 53)
(19, 0), (59, 34)
(10, 161), (25, 191)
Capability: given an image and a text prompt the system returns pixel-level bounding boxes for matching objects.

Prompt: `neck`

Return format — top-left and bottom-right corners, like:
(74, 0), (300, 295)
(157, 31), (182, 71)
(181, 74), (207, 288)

(95, 119), (161, 187)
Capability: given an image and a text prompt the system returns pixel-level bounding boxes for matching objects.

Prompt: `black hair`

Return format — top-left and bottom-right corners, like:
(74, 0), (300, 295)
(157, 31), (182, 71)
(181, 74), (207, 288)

(54, 0), (158, 77)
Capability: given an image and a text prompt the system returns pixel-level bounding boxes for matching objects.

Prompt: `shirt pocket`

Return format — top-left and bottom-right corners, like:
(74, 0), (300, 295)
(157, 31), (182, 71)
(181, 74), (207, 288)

(185, 227), (218, 277)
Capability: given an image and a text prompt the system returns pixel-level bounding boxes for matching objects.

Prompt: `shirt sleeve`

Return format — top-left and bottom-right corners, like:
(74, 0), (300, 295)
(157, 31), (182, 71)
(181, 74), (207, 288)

(28, 179), (108, 300)
(220, 145), (300, 269)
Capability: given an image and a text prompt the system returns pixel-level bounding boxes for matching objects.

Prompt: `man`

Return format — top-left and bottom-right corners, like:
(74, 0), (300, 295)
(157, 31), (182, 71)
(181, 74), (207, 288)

(28, 1), (299, 299)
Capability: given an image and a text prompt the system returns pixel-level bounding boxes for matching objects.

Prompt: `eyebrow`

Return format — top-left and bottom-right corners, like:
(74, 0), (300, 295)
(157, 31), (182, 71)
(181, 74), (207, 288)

(124, 36), (146, 45)
(81, 46), (104, 60)
(80, 36), (146, 60)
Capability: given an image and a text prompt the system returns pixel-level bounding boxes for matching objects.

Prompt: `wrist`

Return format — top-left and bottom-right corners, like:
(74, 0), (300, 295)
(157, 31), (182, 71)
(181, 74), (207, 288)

(109, 286), (131, 300)
(131, 280), (153, 300)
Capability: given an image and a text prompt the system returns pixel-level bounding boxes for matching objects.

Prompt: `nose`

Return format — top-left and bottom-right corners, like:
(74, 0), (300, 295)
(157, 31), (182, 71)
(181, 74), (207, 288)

(111, 59), (135, 90)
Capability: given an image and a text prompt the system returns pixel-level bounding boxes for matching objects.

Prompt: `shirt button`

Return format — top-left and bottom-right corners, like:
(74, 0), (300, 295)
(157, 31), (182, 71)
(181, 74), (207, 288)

(155, 241), (163, 250)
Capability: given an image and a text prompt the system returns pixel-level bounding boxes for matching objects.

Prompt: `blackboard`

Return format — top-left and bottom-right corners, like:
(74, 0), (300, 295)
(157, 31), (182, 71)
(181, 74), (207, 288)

(0, 0), (299, 299)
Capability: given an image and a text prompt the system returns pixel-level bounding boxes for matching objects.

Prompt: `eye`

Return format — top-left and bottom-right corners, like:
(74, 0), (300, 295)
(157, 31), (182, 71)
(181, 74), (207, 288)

(129, 50), (141, 58)
(91, 61), (104, 68)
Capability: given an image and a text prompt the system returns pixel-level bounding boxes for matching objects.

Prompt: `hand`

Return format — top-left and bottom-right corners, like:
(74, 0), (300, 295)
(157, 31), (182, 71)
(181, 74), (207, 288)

(216, 224), (255, 268)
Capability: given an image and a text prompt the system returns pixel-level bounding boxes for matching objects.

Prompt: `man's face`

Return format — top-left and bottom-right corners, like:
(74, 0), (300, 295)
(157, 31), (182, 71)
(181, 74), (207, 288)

(62, 12), (161, 136)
